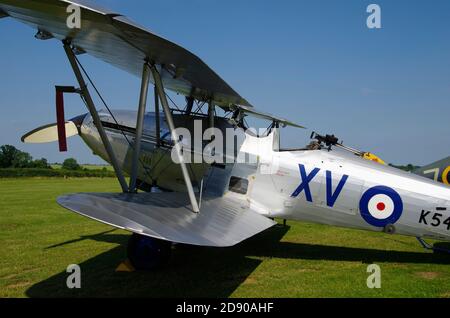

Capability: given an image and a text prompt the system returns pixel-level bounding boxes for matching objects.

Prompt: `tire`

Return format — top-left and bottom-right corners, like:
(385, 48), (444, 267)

(383, 224), (396, 235)
(127, 233), (172, 270)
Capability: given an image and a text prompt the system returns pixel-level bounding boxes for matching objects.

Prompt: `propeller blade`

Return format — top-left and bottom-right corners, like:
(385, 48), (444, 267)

(21, 121), (79, 144)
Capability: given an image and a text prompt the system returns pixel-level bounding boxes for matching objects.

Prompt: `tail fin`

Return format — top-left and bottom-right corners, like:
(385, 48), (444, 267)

(413, 157), (450, 185)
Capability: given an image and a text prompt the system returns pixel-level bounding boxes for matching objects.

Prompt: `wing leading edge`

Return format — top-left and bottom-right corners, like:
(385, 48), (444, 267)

(57, 192), (276, 247)
(0, 0), (306, 127)
(0, 0), (251, 108)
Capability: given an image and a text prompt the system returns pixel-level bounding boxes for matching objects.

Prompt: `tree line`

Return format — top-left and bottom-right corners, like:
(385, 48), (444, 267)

(0, 144), (419, 177)
(0, 145), (83, 170)
(0, 145), (115, 178)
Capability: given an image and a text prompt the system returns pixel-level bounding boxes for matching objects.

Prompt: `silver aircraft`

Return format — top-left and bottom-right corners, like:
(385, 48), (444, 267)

(2, 0), (450, 269)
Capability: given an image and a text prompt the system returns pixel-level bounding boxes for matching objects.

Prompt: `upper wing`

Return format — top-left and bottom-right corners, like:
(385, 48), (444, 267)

(0, 0), (251, 108)
(236, 105), (306, 129)
(57, 192), (276, 247)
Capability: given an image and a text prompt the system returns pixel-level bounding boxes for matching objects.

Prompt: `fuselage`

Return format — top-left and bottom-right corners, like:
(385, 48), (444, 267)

(78, 110), (450, 242)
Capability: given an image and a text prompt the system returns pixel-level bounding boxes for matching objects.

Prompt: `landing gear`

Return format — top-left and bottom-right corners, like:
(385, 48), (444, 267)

(127, 233), (172, 270)
(417, 237), (450, 255)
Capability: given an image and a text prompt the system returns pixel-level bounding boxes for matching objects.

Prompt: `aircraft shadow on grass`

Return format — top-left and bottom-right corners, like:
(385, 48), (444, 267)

(26, 225), (450, 298)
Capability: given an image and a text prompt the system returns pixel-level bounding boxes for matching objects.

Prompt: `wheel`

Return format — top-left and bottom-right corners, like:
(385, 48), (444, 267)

(383, 224), (396, 235)
(127, 233), (172, 270)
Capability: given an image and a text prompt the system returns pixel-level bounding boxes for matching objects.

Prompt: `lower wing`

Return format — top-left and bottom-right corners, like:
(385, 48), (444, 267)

(57, 192), (276, 247)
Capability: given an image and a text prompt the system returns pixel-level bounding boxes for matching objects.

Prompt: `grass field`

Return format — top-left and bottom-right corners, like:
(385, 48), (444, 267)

(0, 178), (449, 298)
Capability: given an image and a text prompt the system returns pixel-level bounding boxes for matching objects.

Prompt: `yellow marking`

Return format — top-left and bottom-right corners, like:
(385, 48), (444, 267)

(442, 166), (450, 185)
(115, 259), (135, 272)
(362, 152), (386, 165)
(424, 168), (440, 181)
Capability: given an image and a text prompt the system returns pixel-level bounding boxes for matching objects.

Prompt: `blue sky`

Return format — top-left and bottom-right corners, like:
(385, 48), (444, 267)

(0, 0), (449, 165)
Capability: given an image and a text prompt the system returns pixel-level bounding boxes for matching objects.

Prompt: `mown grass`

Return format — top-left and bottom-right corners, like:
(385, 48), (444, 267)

(0, 178), (449, 298)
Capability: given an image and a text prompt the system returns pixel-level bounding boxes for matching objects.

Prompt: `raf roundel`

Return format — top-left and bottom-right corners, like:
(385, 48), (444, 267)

(359, 186), (403, 228)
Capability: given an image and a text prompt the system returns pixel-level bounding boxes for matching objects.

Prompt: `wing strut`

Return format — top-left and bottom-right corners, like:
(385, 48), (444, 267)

(208, 101), (215, 130)
(63, 41), (129, 193)
(154, 85), (161, 147)
(150, 64), (200, 213)
(129, 62), (151, 192)
(186, 97), (194, 115)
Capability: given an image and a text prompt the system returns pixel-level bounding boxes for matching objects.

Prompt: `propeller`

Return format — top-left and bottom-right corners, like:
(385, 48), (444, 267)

(21, 121), (79, 144)
(22, 112), (86, 145)
(21, 86), (84, 151)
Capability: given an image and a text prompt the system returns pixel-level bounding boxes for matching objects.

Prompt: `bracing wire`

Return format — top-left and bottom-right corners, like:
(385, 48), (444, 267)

(165, 92), (181, 111)
(76, 57), (204, 192)
(73, 54), (155, 190)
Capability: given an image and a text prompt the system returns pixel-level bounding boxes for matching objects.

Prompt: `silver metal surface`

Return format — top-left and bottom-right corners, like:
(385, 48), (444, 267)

(150, 64), (200, 213)
(25, 107), (450, 245)
(0, 0), (251, 108)
(57, 192), (276, 247)
(129, 62), (150, 192)
(154, 85), (161, 147)
(63, 43), (129, 193)
(264, 147), (450, 241)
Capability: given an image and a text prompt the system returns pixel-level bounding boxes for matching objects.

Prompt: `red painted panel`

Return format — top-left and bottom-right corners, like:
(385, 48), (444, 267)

(56, 90), (67, 152)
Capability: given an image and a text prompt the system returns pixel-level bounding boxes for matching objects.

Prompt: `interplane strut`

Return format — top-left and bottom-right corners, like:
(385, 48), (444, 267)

(63, 42), (129, 193)
(150, 64), (200, 213)
(129, 62), (151, 192)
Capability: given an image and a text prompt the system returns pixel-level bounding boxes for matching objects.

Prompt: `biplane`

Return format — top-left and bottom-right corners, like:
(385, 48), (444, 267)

(1, 0), (449, 270)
